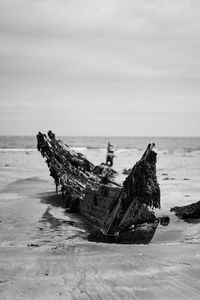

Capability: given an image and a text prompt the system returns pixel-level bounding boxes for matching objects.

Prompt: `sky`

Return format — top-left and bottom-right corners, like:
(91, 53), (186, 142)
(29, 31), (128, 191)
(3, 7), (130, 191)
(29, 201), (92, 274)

(0, 0), (200, 136)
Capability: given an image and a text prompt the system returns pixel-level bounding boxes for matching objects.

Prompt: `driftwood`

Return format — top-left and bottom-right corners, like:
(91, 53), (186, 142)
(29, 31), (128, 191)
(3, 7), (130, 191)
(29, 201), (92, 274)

(171, 201), (200, 219)
(37, 131), (160, 235)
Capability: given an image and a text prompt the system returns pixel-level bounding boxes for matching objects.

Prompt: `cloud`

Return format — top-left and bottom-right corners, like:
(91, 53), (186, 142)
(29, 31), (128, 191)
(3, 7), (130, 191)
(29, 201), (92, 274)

(0, 0), (200, 135)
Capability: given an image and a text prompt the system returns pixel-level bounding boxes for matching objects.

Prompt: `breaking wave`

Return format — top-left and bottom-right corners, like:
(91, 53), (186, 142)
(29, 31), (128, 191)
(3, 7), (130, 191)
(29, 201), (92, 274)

(0, 148), (36, 152)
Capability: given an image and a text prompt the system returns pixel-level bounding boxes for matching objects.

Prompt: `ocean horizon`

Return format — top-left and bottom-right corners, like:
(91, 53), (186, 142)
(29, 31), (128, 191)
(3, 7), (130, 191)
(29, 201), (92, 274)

(0, 135), (200, 152)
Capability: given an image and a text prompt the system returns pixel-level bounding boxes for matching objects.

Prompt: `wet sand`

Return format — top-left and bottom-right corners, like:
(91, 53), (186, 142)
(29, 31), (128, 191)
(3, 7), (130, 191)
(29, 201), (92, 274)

(0, 177), (200, 299)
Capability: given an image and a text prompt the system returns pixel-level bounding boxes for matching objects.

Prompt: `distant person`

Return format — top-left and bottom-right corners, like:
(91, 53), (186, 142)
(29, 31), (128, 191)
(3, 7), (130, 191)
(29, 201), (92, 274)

(48, 130), (55, 140)
(106, 142), (114, 167)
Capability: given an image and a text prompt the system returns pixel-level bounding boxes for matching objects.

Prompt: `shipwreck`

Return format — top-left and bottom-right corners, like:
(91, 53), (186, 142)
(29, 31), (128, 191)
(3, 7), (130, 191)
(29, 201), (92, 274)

(37, 131), (161, 243)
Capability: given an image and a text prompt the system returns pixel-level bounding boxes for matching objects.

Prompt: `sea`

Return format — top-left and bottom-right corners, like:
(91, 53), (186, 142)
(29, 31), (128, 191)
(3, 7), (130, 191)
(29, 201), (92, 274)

(1, 135), (200, 151)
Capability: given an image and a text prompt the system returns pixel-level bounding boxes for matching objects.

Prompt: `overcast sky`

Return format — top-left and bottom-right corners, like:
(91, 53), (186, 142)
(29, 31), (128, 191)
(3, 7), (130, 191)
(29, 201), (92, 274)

(0, 0), (200, 136)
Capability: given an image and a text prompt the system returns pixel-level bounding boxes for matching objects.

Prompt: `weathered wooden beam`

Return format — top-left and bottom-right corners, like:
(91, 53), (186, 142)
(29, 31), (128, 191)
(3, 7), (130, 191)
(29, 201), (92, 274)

(101, 143), (160, 234)
(36, 131), (99, 201)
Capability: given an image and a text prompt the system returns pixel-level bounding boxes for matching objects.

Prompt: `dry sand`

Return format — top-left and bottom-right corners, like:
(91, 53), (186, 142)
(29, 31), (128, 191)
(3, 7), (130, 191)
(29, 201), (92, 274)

(0, 177), (200, 300)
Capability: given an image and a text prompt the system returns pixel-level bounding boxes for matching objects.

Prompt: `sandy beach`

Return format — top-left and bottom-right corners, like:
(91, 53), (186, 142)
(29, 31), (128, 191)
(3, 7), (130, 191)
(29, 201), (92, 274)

(0, 146), (200, 299)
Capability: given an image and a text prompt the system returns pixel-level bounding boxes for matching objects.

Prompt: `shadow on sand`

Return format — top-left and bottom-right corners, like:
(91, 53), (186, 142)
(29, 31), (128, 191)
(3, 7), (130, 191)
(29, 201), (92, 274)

(38, 191), (67, 209)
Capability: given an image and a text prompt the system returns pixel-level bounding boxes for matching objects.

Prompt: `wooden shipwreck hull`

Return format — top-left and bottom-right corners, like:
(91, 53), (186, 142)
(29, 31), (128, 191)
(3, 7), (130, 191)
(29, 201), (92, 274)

(37, 131), (160, 240)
